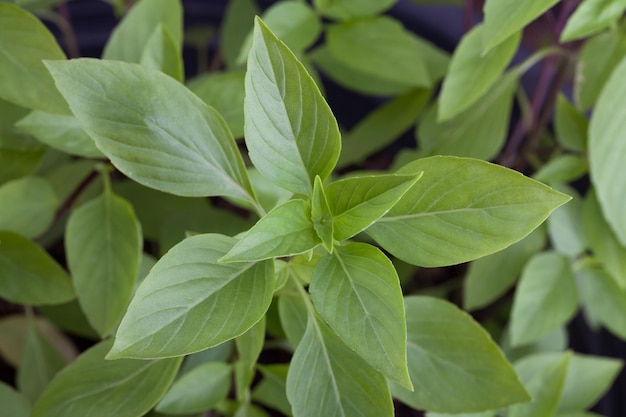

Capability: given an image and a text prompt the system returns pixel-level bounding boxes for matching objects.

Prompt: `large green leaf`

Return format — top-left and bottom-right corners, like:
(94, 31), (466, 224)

(482, 0), (560, 52)
(286, 314), (394, 417)
(245, 18), (340, 195)
(221, 199), (321, 263)
(65, 188), (142, 337)
(108, 234), (274, 359)
(16, 111), (103, 158)
(391, 296), (529, 413)
(0, 382), (31, 417)
(313, 0), (396, 19)
(561, 0), (626, 42)
(16, 319), (67, 404)
(0, 176), (58, 238)
(46, 59), (257, 205)
(579, 265), (626, 339)
(156, 362), (232, 414)
(0, 4), (67, 113)
(326, 17), (430, 91)
(310, 242), (411, 388)
(510, 252), (578, 346)
(509, 352), (571, 417)
(0, 231), (74, 305)
(31, 340), (182, 417)
(439, 25), (520, 121)
(589, 55), (626, 246)
(102, 0), (182, 63)
(367, 156), (570, 267)
(464, 226), (546, 311)
(326, 174), (421, 241)
(140, 24), (183, 82)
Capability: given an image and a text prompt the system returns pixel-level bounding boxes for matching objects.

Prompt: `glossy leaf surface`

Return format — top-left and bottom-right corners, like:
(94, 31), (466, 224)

(109, 234), (274, 359)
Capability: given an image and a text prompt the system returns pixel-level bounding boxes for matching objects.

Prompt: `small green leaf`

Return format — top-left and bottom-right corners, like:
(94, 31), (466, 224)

(313, 0), (396, 20)
(464, 226), (546, 311)
(439, 24), (520, 121)
(482, 0), (560, 52)
(156, 362), (232, 414)
(589, 55), (626, 246)
(65, 188), (142, 337)
(327, 174), (422, 241)
(326, 17), (430, 91)
(367, 156), (571, 267)
(46, 59), (256, 205)
(16, 319), (67, 404)
(533, 155), (588, 184)
(286, 314), (394, 417)
(0, 382), (31, 417)
(32, 340), (182, 417)
(245, 18), (340, 195)
(221, 200), (321, 263)
(310, 242), (411, 388)
(278, 287), (308, 349)
(312, 176), (334, 252)
(509, 352), (571, 417)
(109, 234), (274, 359)
(0, 231), (74, 306)
(16, 111), (104, 158)
(0, 3), (67, 113)
(546, 185), (586, 258)
(236, 317), (266, 370)
(0, 177), (58, 238)
(337, 88), (431, 168)
(220, 0), (259, 69)
(140, 24), (183, 82)
(554, 94), (588, 151)
(252, 365), (291, 416)
(427, 412), (495, 417)
(561, 0), (626, 42)
(187, 71), (245, 138)
(579, 264), (626, 339)
(103, 0), (182, 63)
(583, 189), (626, 287)
(391, 296), (529, 412)
(510, 252), (578, 346)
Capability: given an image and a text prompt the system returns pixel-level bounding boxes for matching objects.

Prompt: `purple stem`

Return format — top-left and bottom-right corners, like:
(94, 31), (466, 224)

(463, 0), (475, 33)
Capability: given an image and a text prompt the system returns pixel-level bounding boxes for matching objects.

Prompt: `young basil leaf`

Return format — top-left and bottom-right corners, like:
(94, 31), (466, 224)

(579, 265), (626, 339)
(140, 24), (183, 82)
(65, 188), (142, 337)
(561, 0), (626, 42)
(367, 156), (570, 267)
(546, 185), (586, 258)
(0, 382), (31, 417)
(326, 174), (422, 241)
(554, 94), (588, 152)
(108, 234), (274, 359)
(32, 340), (182, 417)
(391, 296), (530, 413)
(533, 155), (588, 184)
(589, 55), (626, 246)
(311, 176), (334, 253)
(102, 0), (182, 63)
(310, 242), (412, 389)
(0, 4), (67, 114)
(313, 0), (397, 20)
(252, 365), (291, 416)
(439, 24), (520, 121)
(220, 199), (321, 263)
(46, 59), (257, 206)
(220, 0), (259, 69)
(235, 317), (266, 371)
(0, 177), (58, 238)
(0, 231), (74, 306)
(510, 252), (579, 347)
(278, 284), (308, 349)
(286, 314), (394, 417)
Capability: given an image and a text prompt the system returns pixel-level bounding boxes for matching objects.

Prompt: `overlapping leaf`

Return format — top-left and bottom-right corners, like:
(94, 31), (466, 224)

(561, 0), (626, 42)
(140, 24), (183, 82)
(313, 0), (397, 20)
(0, 177), (58, 238)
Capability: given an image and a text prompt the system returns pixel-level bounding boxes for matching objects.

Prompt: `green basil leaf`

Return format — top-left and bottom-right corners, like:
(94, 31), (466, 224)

(108, 234), (274, 359)
(510, 252), (578, 347)
(311, 176), (334, 252)
(589, 55), (626, 246)
(0, 382), (31, 417)
(286, 314), (394, 417)
(46, 59), (257, 205)
(533, 155), (588, 184)
(0, 231), (74, 305)
(464, 226), (546, 311)
(554, 94), (588, 151)
(561, 0), (626, 42)
(245, 18), (340, 195)
(252, 365), (291, 416)
(439, 24), (520, 121)
(220, 0), (259, 69)
(326, 174), (422, 241)
(310, 242), (411, 388)
(0, 177), (58, 238)
(579, 264), (626, 339)
(221, 200), (320, 263)
(326, 17), (430, 91)
(0, 4), (67, 113)
(391, 296), (529, 412)
(32, 340), (182, 417)
(66, 188), (142, 337)
(235, 317), (266, 370)
(482, 0), (560, 52)
(427, 412), (495, 417)
(546, 185), (586, 258)
(140, 24), (183, 82)
(313, 0), (396, 20)
(103, 0), (182, 63)
(156, 362), (232, 414)
(16, 111), (103, 158)
(367, 156), (570, 267)
(278, 286), (308, 349)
